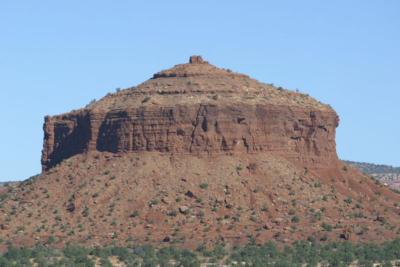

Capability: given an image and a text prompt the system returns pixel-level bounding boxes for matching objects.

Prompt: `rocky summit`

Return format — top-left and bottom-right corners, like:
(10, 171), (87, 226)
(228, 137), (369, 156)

(1, 56), (399, 249)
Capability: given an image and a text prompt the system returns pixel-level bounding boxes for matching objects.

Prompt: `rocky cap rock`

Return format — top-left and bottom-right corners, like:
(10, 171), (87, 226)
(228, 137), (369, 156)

(83, 56), (330, 112)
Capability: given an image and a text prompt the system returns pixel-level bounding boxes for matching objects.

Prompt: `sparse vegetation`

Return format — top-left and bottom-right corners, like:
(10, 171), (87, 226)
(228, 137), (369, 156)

(344, 197), (353, 204)
(82, 206), (90, 217)
(167, 210), (178, 217)
(199, 183), (208, 189)
(0, 240), (399, 267)
(148, 199), (160, 206)
(314, 181), (321, 188)
(129, 211), (139, 218)
(142, 96), (151, 103)
(321, 222), (333, 232)
(0, 193), (7, 202)
(291, 215), (300, 223)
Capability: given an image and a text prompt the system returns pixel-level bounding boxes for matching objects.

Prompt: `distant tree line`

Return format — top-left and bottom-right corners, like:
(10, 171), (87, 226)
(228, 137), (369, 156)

(0, 239), (399, 266)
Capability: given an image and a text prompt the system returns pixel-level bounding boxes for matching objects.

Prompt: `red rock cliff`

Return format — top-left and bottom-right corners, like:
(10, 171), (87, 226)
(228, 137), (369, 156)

(42, 56), (340, 174)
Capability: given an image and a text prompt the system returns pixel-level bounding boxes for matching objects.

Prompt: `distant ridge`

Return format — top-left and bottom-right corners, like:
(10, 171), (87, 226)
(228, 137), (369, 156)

(0, 181), (18, 187)
(344, 161), (400, 174)
(345, 161), (400, 190)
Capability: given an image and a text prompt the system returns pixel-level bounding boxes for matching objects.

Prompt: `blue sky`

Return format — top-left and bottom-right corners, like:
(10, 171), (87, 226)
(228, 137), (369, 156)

(1, 1), (399, 181)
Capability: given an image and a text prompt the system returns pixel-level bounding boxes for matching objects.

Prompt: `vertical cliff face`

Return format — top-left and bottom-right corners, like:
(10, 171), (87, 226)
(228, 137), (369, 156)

(41, 112), (92, 169)
(42, 56), (340, 174)
(41, 57), (340, 173)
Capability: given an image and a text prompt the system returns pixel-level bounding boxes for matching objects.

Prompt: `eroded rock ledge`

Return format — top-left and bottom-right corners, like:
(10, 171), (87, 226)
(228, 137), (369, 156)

(42, 104), (339, 172)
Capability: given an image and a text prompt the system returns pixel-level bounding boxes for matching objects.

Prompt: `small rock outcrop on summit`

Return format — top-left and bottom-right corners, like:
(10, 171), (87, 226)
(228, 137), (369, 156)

(1, 56), (399, 249)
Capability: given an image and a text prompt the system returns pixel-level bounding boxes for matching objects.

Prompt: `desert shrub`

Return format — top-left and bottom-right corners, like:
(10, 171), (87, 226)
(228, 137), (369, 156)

(63, 245), (86, 257)
(236, 165), (243, 171)
(314, 182), (321, 188)
(82, 206), (90, 217)
(4, 246), (33, 262)
(202, 243), (226, 261)
(142, 96), (151, 103)
(148, 199), (159, 206)
(110, 247), (138, 264)
(321, 222), (333, 231)
(291, 215), (300, 223)
(157, 247), (200, 266)
(344, 197), (353, 204)
(261, 204), (269, 212)
(178, 249), (200, 267)
(47, 236), (56, 244)
(313, 211), (322, 221)
(0, 257), (10, 266)
(133, 245), (157, 267)
(167, 210), (177, 217)
(130, 210), (139, 218)
(230, 242), (279, 266)
(0, 193), (7, 202)
(100, 257), (113, 267)
(199, 183), (208, 189)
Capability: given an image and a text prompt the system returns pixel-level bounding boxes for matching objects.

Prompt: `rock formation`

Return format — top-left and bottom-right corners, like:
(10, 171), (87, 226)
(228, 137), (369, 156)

(42, 56), (339, 176)
(1, 56), (399, 249)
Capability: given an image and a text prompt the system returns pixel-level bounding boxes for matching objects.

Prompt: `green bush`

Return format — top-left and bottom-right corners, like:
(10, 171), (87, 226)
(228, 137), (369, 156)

(344, 197), (353, 204)
(291, 215), (300, 223)
(321, 222), (333, 231)
(199, 183), (209, 189)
